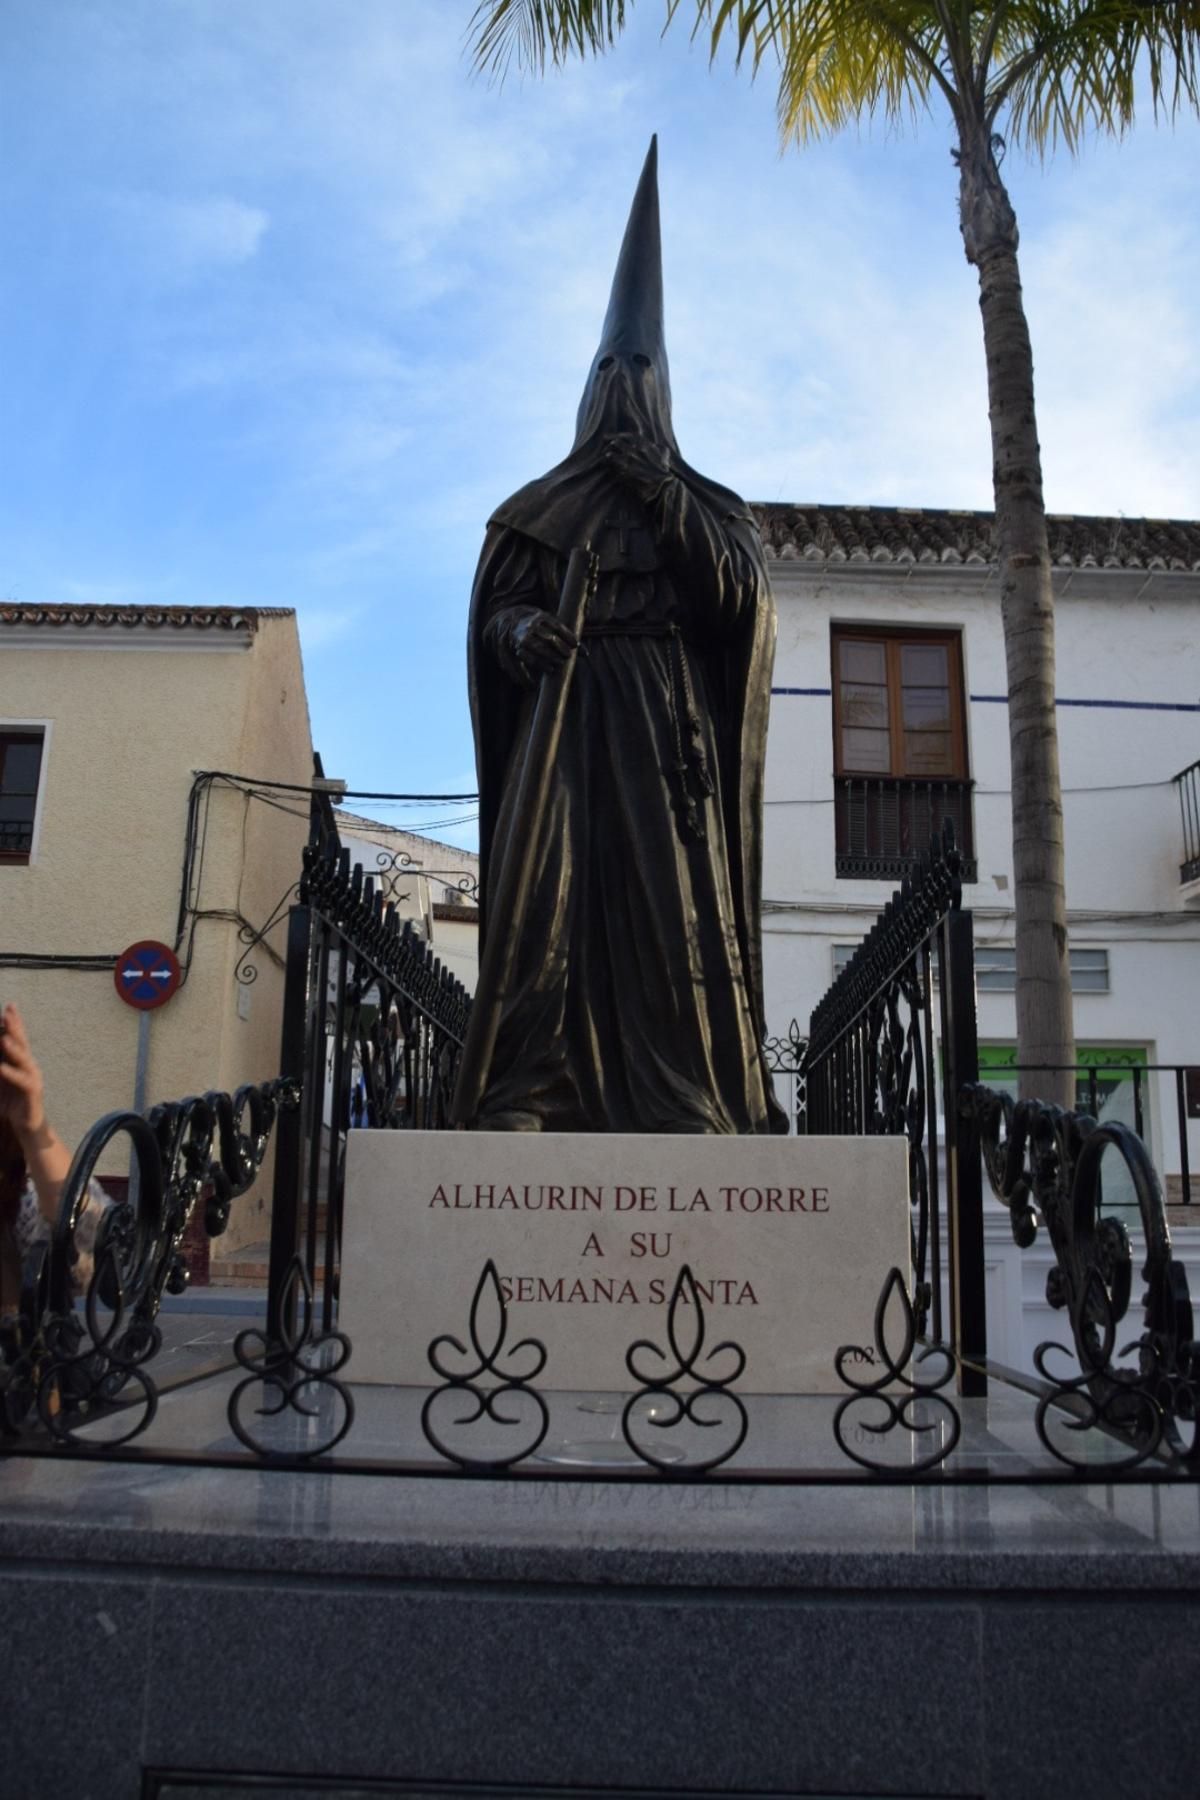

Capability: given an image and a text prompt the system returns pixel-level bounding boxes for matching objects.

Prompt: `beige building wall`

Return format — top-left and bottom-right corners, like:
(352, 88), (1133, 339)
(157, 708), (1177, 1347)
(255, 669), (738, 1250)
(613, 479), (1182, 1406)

(0, 609), (313, 1255)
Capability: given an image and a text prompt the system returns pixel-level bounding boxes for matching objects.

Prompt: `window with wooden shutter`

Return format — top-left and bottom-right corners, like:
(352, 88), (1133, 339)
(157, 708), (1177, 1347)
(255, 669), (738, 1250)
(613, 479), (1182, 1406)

(831, 629), (974, 880)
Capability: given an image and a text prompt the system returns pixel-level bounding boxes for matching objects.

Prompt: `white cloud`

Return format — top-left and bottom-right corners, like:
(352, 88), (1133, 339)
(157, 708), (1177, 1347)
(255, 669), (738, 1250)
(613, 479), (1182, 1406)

(104, 192), (269, 283)
(297, 602), (367, 650)
(1019, 179), (1200, 516)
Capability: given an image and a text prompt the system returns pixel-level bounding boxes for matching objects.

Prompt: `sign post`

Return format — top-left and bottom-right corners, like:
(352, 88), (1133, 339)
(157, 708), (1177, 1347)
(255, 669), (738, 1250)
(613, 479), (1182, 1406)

(114, 939), (182, 1209)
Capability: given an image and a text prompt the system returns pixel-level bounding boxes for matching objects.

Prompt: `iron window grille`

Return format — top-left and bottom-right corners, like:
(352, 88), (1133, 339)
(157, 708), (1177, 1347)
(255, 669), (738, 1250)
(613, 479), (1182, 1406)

(0, 728), (46, 863)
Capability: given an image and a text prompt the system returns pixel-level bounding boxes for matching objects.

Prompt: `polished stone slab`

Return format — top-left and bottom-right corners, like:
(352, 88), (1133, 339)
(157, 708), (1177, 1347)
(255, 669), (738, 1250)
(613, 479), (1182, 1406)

(4, 1368), (1199, 1800)
(341, 1130), (909, 1392)
(2, 1371), (1199, 1591)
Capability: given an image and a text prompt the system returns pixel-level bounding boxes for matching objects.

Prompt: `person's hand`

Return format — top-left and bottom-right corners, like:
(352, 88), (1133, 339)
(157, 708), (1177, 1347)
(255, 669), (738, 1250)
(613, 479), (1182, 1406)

(0, 1004), (49, 1147)
(511, 609), (579, 677)
(602, 432), (673, 502)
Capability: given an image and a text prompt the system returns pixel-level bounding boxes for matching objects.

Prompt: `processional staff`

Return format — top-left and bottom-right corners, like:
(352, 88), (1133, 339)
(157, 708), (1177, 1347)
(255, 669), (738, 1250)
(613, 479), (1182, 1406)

(450, 544), (599, 1127)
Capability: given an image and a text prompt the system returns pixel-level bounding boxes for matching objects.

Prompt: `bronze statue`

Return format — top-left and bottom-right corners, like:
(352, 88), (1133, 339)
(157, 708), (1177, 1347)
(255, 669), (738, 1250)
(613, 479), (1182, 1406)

(454, 138), (785, 1135)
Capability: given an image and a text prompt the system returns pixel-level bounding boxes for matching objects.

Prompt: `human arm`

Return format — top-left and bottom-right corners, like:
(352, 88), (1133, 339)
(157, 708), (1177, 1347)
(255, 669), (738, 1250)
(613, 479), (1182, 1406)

(0, 1003), (71, 1222)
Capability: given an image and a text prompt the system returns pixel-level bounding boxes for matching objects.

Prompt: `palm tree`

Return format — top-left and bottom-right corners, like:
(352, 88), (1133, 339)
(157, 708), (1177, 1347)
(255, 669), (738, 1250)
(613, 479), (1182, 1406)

(469, 0), (1199, 1107)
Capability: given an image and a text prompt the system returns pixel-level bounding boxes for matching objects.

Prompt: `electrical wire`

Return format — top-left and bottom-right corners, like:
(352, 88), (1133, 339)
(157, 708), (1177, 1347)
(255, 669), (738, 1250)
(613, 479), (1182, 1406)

(377, 813), (480, 833)
(0, 953), (116, 970)
(192, 769), (478, 801)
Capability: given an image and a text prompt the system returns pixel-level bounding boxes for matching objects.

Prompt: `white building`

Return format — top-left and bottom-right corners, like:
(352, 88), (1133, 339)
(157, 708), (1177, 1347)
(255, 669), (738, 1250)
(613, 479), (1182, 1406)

(332, 810), (479, 993)
(757, 504), (1200, 1373)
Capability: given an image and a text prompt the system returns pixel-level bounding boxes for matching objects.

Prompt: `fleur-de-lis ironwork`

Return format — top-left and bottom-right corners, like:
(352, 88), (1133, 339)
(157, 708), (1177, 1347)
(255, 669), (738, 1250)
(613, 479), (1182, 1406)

(621, 1265), (748, 1474)
(834, 1267), (960, 1474)
(227, 1256), (354, 1460)
(421, 1260), (549, 1470)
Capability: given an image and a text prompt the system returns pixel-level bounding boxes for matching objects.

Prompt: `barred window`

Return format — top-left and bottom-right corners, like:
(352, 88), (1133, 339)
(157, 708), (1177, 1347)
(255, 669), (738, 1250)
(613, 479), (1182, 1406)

(976, 946), (1110, 993)
(0, 729), (46, 864)
(834, 943), (1110, 993)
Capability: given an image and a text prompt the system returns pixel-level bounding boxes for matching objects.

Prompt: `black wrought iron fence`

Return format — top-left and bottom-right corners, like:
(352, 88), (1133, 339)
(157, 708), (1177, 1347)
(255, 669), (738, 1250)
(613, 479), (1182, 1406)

(265, 836), (472, 1337)
(802, 823), (983, 1387)
(5, 817), (1200, 1485)
(961, 1083), (1199, 1466)
(3, 1078), (1198, 1480)
(0, 1078), (297, 1437)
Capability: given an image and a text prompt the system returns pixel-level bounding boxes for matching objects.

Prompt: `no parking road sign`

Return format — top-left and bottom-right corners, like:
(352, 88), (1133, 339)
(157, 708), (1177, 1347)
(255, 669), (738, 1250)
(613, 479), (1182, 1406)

(114, 939), (181, 1011)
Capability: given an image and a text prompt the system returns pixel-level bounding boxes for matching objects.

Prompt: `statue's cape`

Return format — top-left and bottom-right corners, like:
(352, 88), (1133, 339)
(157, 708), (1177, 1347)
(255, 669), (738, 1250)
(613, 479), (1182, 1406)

(487, 449), (755, 574)
(467, 469), (785, 1130)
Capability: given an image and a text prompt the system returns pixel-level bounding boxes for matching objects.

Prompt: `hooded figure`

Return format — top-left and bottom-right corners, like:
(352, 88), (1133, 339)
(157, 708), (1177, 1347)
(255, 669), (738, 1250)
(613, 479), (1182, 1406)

(466, 138), (786, 1134)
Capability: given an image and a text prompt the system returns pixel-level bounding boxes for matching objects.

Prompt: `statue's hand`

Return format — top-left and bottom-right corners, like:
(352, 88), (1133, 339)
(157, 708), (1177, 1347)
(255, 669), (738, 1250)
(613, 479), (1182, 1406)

(511, 608), (579, 678)
(602, 432), (673, 502)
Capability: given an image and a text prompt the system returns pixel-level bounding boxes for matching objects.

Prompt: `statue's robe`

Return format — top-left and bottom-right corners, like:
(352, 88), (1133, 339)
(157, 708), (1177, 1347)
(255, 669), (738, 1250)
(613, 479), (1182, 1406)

(467, 459), (787, 1135)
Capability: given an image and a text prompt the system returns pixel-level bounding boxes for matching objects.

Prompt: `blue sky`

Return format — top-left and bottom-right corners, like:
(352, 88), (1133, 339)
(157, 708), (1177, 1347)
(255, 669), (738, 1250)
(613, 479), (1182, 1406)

(3, 1), (1198, 848)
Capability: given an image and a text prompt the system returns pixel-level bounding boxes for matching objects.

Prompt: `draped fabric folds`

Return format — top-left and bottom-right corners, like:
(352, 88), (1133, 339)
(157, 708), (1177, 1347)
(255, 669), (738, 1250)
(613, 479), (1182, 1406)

(467, 475), (785, 1134)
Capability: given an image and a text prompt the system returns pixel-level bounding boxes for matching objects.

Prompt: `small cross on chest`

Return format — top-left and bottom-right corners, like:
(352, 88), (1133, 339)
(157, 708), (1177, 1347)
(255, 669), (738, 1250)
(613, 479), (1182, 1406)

(603, 507), (640, 559)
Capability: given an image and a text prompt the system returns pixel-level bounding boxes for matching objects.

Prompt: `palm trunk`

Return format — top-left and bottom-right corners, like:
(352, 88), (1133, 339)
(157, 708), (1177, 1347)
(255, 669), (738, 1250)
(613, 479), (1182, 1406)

(959, 131), (1075, 1110)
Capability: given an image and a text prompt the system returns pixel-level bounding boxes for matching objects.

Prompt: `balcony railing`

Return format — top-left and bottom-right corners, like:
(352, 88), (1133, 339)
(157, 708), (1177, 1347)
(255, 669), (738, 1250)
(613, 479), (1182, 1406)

(834, 775), (976, 881)
(0, 817), (33, 860)
(1176, 759), (1200, 885)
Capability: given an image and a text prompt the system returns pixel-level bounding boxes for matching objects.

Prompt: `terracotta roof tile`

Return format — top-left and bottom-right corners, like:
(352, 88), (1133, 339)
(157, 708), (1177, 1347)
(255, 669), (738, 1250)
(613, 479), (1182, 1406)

(753, 505), (1200, 573)
(0, 604), (294, 632)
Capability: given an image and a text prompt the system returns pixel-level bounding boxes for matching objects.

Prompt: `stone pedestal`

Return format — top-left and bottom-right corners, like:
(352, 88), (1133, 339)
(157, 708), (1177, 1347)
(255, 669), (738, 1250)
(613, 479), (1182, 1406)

(3, 1410), (1199, 1799)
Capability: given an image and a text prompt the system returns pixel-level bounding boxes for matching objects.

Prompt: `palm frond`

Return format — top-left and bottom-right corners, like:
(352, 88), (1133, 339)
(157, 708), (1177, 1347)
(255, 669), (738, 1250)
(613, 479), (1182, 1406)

(768, 4), (957, 142)
(987, 2), (1200, 153)
(468, 1), (1200, 157)
(468, 0), (632, 78)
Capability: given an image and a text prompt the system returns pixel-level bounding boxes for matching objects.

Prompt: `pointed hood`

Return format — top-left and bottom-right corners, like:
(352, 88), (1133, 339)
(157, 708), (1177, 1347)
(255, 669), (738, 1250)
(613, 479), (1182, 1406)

(574, 134), (674, 447)
(487, 135), (753, 570)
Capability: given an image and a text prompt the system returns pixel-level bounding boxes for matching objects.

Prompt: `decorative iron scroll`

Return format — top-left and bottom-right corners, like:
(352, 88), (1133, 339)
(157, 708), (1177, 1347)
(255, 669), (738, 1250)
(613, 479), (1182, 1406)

(371, 848), (480, 910)
(622, 1265), (748, 1473)
(1031, 1284), (1169, 1474)
(234, 879), (300, 986)
(228, 1256), (354, 1460)
(32, 1274), (160, 1450)
(834, 1267), (960, 1474)
(0, 1077), (299, 1439)
(963, 1085), (1199, 1469)
(422, 1260), (549, 1470)
(762, 1017), (808, 1132)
